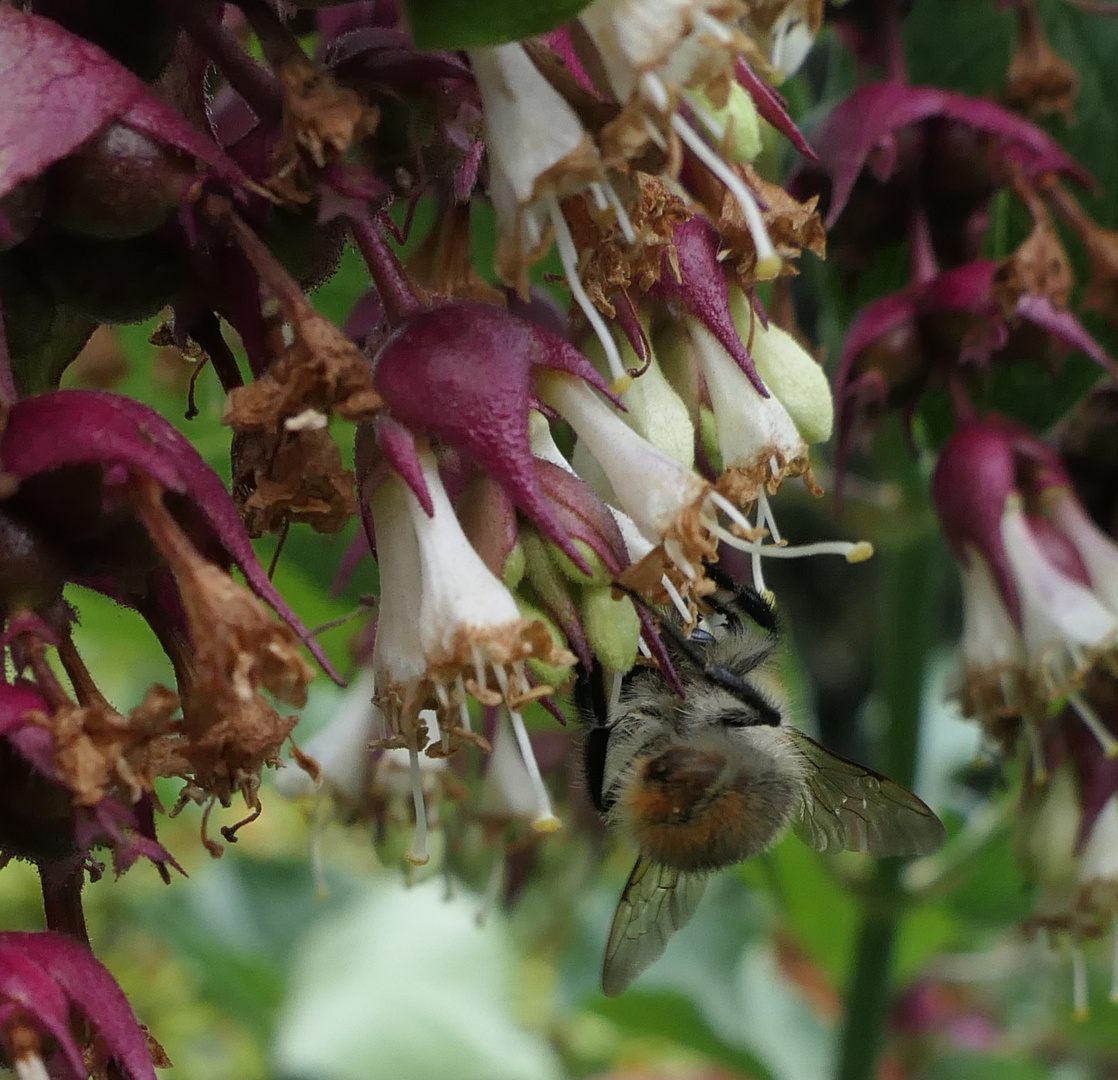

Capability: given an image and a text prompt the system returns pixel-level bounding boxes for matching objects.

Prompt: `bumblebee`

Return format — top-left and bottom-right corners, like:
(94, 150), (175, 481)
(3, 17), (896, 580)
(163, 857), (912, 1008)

(579, 581), (946, 996)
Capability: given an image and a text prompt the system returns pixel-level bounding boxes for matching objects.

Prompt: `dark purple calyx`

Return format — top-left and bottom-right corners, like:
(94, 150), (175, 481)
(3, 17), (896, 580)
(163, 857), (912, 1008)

(0, 390), (339, 681)
(931, 418), (1026, 624)
(0, 930), (159, 1080)
(369, 302), (621, 574)
(648, 216), (766, 395)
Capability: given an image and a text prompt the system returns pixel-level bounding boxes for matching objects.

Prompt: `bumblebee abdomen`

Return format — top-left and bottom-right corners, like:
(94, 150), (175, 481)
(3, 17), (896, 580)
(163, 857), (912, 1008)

(620, 746), (802, 872)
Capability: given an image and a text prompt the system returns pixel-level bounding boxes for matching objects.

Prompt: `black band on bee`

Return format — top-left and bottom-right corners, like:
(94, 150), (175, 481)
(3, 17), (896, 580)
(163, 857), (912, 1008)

(654, 617), (783, 727)
(701, 563), (779, 637)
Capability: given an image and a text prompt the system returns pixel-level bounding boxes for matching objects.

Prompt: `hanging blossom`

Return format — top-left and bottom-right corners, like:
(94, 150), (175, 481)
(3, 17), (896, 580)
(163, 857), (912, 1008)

(275, 670), (462, 882)
(465, 3), (822, 387)
(932, 416), (1118, 770)
(1018, 760), (1118, 1018)
(358, 436), (570, 863)
(0, 391), (337, 854)
(573, 0), (787, 279)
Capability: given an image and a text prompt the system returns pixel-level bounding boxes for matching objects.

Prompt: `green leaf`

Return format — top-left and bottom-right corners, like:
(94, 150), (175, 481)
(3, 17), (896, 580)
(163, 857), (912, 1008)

(402, 0), (592, 49)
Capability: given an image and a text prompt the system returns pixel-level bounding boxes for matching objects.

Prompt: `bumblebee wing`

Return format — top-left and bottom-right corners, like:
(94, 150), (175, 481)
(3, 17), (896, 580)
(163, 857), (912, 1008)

(601, 856), (708, 997)
(787, 730), (946, 857)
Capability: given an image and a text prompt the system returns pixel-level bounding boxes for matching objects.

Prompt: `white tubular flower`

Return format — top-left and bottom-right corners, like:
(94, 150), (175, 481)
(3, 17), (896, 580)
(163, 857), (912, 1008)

(935, 420), (1118, 762)
(275, 668), (380, 802)
(470, 43), (601, 283)
(367, 474), (430, 737)
(956, 548), (1031, 733)
(1048, 491), (1118, 613)
(687, 318), (809, 503)
(578, 0), (743, 106)
(539, 369), (866, 603)
(577, 0), (783, 280)
(401, 445), (574, 734)
(537, 369), (714, 580)
(999, 500), (1118, 699)
(1023, 787), (1118, 1020)
(469, 42), (631, 382)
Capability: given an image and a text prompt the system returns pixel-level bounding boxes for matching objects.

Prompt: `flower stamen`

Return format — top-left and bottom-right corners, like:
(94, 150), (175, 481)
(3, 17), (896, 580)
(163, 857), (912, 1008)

(405, 734), (430, 866)
(1068, 691), (1118, 758)
(546, 194), (628, 384)
(668, 111), (782, 280)
(1072, 941), (1090, 1021)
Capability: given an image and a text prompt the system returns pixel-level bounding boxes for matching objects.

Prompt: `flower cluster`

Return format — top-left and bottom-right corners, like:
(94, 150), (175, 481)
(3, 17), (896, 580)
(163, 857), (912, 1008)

(806, 0), (1118, 1019)
(2, 0), (1117, 1071)
(0, 0), (871, 1067)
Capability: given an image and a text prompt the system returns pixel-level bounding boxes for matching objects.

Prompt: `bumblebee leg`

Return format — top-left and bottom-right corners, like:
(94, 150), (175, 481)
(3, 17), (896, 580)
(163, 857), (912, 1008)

(702, 563), (778, 637)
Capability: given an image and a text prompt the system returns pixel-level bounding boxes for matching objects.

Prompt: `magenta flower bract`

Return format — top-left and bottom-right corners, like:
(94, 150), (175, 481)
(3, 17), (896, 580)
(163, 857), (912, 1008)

(369, 302), (621, 572)
(0, 6), (244, 199)
(0, 930), (158, 1080)
(1, 389), (338, 680)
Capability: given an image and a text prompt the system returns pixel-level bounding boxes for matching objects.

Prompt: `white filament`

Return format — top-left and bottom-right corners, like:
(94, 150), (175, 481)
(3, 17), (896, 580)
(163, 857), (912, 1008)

(546, 195), (627, 383)
(404, 738), (430, 866)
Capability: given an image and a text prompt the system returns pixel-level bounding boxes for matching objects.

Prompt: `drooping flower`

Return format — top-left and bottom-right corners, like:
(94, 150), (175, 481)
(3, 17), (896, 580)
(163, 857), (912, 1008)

(0, 390), (338, 848)
(358, 440), (571, 857)
(933, 417), (1118, 760)
(835, 259), (1118, 480)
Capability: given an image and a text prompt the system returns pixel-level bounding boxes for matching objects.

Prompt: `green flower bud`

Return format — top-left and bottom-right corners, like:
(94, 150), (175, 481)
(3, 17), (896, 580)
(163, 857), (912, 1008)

(521, 529), (580, 628)
(692, 81), (763, 164)
(580, 584), (640, 673)
(730, 288), (834, 444)
(519, 600), (575, 688)
(583, 322), (695, 467)
(502, 542), (526, 589)
(653, 319), (702, 419)
(549, 537), (612, 587)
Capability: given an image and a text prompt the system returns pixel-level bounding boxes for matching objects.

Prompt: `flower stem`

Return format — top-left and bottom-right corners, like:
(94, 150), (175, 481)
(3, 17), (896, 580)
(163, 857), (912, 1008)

(39, 862), (91, 946)
(835, 425), (939, 1080)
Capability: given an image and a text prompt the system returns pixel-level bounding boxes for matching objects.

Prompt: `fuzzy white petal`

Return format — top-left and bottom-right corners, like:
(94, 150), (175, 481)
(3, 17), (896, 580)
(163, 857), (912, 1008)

(470, 43), (597, 207)
(688, 318), (807, 470)
(958, 548), (1027, 672)
(368, 476), (428, 692)
(404, 448), (523, 663)
(541, 373), (707, 544)
(1002, 505), (1118, 671)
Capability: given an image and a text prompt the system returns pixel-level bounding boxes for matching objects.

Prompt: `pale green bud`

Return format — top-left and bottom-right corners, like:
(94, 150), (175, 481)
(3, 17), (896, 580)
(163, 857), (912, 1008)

(1015, 765), (1081, 888)
(580, 584), (640, 673)
(520, 529), (579, 627)
(692, 81), (763, 164)
(501, 542), (526, 589)
(519, 600), (575, 688)
(699, 405), (722, 473)
(549, 537), (612, 587)
(730, 287), (834, 444)
(652, 319), (702, 419)
(583, 322), (695, 468)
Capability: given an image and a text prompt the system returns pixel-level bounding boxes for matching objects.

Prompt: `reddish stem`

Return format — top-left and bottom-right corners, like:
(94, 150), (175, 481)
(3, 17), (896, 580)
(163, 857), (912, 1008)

(908, 205), (938, 286)
(348, 214), (426, 324)
(880, 0), (908, 83)
(0, 288), (16, 405)
(947, 370), (977, 423)
(235, 0), (306, 70)
(39, 862), (91, 947)
(161, 0), (284, 123)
